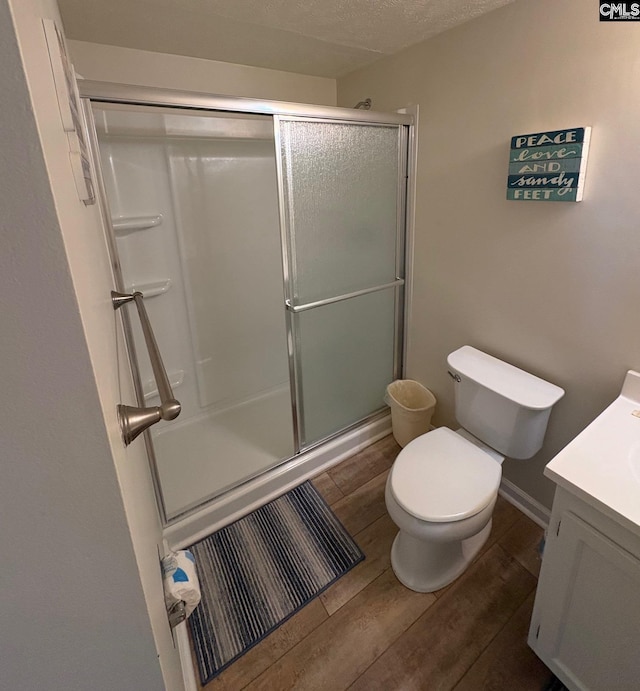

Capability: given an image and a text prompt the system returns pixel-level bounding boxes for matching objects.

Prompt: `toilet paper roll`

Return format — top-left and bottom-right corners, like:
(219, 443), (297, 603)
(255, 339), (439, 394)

(161, 549), (201, 618)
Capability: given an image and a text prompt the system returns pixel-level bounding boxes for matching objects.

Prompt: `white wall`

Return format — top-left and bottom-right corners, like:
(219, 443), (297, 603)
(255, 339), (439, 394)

(69, 39), (337, 105)
(1, 0), (169, 688)
(338, 0), (640, 508)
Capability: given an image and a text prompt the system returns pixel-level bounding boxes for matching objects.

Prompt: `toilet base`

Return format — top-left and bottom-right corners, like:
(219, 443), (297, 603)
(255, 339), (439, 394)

(390, 519), (492, 593)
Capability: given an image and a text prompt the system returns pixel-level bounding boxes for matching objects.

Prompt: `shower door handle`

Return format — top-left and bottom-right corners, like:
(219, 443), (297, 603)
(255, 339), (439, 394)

(112, 290), (181, 445)
(285, 278), (405, 313)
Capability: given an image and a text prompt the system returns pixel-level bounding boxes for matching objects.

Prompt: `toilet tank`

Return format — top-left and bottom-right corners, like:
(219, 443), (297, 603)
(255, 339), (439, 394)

(447, 346), (564, 459)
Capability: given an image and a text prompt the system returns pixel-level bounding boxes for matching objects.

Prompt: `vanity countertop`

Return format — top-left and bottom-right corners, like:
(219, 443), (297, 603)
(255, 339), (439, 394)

(545, 370), (640, 534)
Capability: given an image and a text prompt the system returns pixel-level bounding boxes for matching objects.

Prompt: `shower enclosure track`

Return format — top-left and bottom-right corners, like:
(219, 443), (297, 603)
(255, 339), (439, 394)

(77, 80), (413, 126)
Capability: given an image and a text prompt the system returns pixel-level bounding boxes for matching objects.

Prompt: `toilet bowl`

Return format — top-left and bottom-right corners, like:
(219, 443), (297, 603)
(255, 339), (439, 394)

(384, 345), (565, 593)
(385, 427), (502, 592)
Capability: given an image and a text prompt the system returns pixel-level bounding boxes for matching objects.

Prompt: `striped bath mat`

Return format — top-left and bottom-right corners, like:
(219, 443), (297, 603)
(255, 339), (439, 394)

(188, 481), (364, 684)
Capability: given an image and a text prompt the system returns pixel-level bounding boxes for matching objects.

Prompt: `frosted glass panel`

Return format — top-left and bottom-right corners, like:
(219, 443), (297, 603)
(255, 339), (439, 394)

(167, 139), (289, 410)
(279, 120), (400, 304)
(296, 289), (397, 447)
(94, 103), (295, 520)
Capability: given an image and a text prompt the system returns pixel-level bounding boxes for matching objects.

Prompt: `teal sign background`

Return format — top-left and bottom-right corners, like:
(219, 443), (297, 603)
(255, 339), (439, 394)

(507, 127), (591, 202)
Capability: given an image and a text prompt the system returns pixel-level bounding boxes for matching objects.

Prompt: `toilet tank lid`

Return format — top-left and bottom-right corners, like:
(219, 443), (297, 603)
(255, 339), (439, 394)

(447, 346), (565, 410)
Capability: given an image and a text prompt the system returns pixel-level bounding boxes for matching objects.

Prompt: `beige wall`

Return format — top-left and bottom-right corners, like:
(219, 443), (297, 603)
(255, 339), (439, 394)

(3, 0), (172, 687)
(339, 0), (640, 509)
(68, 39), (337, 105)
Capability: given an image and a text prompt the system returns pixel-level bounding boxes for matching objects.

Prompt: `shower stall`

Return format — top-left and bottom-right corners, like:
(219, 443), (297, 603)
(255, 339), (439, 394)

(80, 83), (414, 540)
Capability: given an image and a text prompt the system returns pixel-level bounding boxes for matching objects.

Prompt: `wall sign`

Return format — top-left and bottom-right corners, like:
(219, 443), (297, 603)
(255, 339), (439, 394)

(507, 127), (591, 202)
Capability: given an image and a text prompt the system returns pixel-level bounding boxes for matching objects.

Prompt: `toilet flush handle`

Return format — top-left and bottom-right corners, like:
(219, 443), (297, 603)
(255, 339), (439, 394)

(448, 371), (461, 383)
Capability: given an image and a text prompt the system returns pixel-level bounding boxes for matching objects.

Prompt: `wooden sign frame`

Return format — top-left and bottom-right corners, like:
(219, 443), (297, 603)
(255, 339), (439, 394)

(507, 127), (591, 202)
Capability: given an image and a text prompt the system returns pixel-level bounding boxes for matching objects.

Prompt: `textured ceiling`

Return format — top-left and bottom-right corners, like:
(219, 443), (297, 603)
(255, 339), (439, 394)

(58, 0), (515, 78)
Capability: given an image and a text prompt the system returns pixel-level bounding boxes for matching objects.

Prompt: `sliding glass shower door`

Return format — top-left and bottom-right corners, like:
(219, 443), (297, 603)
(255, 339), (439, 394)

(92, 104), (295, 520)
(86, 94), (409, 524)
(276, 117), (406, 448)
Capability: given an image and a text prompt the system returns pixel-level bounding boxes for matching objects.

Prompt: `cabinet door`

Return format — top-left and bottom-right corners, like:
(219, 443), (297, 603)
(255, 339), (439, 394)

(530, 511), (640, 690)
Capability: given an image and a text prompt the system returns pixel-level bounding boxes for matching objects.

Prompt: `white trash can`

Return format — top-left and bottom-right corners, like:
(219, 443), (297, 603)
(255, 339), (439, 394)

(385, 380), (436, 448)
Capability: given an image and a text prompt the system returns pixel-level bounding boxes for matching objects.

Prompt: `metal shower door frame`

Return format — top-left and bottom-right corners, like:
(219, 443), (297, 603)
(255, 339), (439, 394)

(78, 80), (415, 525)
(273, 114), (409, 452)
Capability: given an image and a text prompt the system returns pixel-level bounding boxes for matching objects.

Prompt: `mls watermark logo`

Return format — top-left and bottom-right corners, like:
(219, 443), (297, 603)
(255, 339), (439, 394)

(600, 2), (640, 20)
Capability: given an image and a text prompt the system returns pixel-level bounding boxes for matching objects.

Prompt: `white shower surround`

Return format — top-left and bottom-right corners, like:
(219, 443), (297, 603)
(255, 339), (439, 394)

(98, 108), (297, 520)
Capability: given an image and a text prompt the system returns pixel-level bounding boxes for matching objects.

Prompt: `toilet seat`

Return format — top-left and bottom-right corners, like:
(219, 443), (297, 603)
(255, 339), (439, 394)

(389, 427), (501, 523)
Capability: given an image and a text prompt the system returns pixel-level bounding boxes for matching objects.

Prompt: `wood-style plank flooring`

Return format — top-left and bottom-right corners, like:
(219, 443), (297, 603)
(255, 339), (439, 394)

(194, 435), (553, 690)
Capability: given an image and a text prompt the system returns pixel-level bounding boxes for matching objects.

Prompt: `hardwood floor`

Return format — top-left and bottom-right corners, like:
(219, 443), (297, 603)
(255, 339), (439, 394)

(194, 435), (553, 690)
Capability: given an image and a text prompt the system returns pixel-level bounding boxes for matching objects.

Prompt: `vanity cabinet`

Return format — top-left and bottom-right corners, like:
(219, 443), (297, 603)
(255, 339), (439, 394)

(529, 487), (640, 690)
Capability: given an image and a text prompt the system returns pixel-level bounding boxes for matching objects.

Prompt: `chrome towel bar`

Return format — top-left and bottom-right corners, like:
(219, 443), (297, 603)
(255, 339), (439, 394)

(285, 278), (404, 313)
(112, 290), (181, 445)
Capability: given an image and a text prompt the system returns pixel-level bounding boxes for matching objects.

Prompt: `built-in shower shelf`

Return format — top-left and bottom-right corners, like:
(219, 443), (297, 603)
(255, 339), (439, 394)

(144, 369), (185, 400)
(126, 279), (172, 298)
(112, 214), (163, 235)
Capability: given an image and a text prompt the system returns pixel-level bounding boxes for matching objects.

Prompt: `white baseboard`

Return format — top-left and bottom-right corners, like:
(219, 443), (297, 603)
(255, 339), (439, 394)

(499, 478), (551, 529)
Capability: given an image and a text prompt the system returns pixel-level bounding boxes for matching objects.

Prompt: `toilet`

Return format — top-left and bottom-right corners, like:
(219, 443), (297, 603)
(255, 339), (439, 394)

(385, 345), (564, 593)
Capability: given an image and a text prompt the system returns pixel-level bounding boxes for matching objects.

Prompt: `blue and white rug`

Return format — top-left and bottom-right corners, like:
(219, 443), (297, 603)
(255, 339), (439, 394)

(188, 481), (364, 684)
